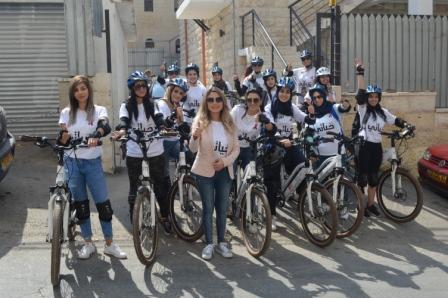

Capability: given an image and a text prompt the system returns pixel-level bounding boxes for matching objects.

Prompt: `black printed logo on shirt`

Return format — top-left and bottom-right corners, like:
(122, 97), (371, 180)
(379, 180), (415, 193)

(214, 141), (228, 155)
(367, 123), (382, 132)
(315, 123), (335, 133)
(73, 131), (81, 139)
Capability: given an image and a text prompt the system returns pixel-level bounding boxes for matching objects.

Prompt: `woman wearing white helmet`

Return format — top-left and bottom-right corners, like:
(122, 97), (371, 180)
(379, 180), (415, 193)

(304, 66), (337, 103)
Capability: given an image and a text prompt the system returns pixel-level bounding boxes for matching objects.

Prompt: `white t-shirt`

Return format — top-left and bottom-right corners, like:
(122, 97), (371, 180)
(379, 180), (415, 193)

(357, 104), (396, 143)
(242, 73), (266, 92)
(119, 102), (164, 158)
(183, 81), (206, 124)
(156, 99), (178, 141)
(310, 104), (345, 156)
(292, 66), (316, 103)
(230, 104), (273, 148)
(265, 103), (307, 138)
(212, 121), (228, 158)
(58, 105), (107, 159)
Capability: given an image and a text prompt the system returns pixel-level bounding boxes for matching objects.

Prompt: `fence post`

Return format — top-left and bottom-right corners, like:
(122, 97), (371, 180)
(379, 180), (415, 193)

(241, 15), (245, 48)
(252, 12), (255, 46)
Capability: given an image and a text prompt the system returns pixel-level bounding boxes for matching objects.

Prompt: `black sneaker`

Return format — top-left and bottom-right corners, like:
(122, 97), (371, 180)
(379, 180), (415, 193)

(364, 207), (370, 218)
(161, 218), (173, 235)
(367, 204), (381, 217)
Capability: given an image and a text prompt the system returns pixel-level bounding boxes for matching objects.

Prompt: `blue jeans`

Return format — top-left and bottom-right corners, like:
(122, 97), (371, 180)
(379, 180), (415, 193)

(163, 139), (180, 175)
(236, 147), (255, 172)
(195, 169), (232, 244)
(64, 157), (113, 240)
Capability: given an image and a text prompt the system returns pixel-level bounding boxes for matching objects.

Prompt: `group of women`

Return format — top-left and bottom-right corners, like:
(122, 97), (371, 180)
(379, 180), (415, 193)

(56, 51), (410, 261)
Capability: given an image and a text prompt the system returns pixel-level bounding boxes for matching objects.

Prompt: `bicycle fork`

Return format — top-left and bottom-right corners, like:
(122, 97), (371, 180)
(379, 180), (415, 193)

(46, 193), (69, 242)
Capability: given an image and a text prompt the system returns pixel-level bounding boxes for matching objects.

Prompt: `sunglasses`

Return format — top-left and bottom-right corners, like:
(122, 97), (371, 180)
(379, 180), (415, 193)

(134, 83), (147, 90)
(252, 63), (263, 67)
(206, 96), (223, 103)
(246, 97), (260, 104)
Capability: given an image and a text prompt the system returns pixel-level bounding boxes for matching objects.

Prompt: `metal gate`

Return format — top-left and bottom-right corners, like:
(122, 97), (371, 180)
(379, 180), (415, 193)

(0, 3), (68, 137)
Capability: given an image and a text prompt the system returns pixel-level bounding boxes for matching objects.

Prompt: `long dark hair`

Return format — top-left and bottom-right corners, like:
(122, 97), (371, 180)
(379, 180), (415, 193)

(68, 75), (95, 125)
(125, 82), (154, 121)
(362, 102), (387, 125)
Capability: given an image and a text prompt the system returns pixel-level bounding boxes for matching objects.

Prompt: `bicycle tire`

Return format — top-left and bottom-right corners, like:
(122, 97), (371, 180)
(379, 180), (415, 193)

(240, 187), (272, 257)
(169, 175), (204, 242)
(51, 201), (64, 287)
(133, 188), (158, 266)
(299, 183), (338, 247)
(377, 167), (423, 223)
(324, 178), (364, 238)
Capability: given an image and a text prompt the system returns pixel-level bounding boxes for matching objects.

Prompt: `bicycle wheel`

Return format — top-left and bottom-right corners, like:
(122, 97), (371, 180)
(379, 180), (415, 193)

(299, 183), (337, 247)
(51, 201), (64, 287)
(169, 175), (203, 242)
(324, 178), (364, 238)
(133, 188), (158, 266)
(240, 187), (272, 257)
(377, 167), (423, 223)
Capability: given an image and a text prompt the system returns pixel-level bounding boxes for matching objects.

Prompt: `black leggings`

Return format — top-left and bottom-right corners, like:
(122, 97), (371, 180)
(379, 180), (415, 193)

(358, 141), (383, 187)
(126, 155), (171, 218)
(263, 145), (304, 216)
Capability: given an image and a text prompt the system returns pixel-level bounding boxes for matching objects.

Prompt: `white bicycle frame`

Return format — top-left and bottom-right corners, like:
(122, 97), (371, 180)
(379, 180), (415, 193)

(141, 160), (157, 227)
(176, 150), (194, 211)
(314, 154), (344, 204)
(47, 165), (71, 242)
(382, 146), (401, 195)
(235, 160), (260, 222)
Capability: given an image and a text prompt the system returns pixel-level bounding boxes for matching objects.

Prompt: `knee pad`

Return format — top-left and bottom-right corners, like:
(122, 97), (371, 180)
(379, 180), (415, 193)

(368, 172), (379, 187)
(96, 199), (114, 222)
(74, 200), (90, 222)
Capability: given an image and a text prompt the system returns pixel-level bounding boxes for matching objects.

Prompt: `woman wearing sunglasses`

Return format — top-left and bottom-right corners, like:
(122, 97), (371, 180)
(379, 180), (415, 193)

(111, 71), (172, 235)
(189, 87), (240, 260)
(308, 83), (351, 169)
(264, 77), (315, 231)
(230, 88), (274, 171)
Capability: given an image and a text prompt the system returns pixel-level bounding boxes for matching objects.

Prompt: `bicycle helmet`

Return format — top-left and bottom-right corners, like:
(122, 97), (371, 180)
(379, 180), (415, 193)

(316, 67), (331, 77)
(168, 78), (189, 93)
(211, 64), (223, 75)
(185, 63), (200, 75)
(167, 63), (180, 74)
(366, 85), (382, 96)
(277, 76), (295, 91)
(300, 49), (313, 59)
(262, 68), (277, 80)
(127, 70), (148, 89)
(308, 83), (327, 100)
(251, 56), (264, 66)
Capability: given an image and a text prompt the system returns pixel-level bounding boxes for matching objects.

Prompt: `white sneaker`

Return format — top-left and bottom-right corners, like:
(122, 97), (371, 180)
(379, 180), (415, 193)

(104, 243), (127, 259)
(201, 244), (214, 260)
(216, 242), (233, 258)
(78, 242), (96, 259)
(271, 216), (277, 232)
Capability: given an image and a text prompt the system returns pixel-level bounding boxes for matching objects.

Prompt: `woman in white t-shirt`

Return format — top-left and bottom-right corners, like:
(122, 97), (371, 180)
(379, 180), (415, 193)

(58, 75), (126, 260)
(308, 83), (351, 169)
(354, 61), (409, 217)
(264, 77), (315, 231)
(189, 87), (239, 260)
(230, 88), (274, 171)
(111, 71), (172, 235)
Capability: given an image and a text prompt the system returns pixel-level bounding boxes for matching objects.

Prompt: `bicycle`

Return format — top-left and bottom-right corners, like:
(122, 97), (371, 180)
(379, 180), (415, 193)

(229, 135), (272, 257)
(118, 129), (165, 266)
(167, 128), (203, 242)
(23, 136), (89, 286)
(265, 135), (338, 248)
(313, 131), (365, 238)
(376, 125), (423, 223)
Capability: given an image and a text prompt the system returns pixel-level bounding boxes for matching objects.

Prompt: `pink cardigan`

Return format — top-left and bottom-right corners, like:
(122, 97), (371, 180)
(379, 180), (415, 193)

(189, 120), (240, 179)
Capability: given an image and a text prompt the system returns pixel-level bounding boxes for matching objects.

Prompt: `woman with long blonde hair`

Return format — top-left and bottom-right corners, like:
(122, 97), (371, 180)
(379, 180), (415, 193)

(189, 86), (239, 260)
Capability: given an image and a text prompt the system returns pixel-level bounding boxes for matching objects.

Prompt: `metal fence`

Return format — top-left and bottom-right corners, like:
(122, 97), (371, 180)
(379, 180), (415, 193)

(128, 48), (180, 75)
(341, 14), (448, 108)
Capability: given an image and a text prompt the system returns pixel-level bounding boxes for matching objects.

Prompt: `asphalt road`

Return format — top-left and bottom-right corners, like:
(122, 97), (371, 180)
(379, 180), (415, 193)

(0, 142), (447, 298)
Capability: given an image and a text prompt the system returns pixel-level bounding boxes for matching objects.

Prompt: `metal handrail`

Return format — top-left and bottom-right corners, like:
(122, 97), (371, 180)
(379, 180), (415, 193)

(241, 9), (288, 68)
(289, 1), (314, 51)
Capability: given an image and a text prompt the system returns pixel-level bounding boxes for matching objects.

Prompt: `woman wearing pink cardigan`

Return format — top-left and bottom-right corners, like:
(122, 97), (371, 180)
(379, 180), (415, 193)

(190, 86), (240, 260)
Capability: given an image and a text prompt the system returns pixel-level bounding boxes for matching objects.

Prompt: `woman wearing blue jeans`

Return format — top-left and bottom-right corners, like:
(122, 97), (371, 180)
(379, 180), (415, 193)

(58, 75), (126, 260)
(189, 87), (240, 260)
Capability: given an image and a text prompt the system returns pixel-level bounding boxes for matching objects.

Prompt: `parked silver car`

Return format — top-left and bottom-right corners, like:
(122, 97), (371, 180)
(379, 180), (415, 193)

(0, 106), (15, 182)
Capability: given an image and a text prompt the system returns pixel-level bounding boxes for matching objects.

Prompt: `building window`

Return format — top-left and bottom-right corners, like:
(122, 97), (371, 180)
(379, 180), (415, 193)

(144, 0), (153, 12)
(175, 39), (180, 54)
(145, 38), (155, 48)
